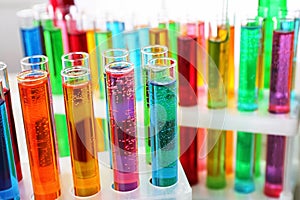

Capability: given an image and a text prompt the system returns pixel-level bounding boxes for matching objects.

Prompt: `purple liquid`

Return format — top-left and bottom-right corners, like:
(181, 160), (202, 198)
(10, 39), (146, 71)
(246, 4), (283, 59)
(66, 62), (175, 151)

(264, 135), (286, 197)
(106, 67), (139, 191)
(269, 30), (294, 113)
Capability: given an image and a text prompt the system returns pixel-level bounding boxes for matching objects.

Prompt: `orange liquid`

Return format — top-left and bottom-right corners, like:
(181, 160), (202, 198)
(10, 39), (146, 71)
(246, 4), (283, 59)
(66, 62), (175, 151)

(225, 130), (234, 175)
(63, 81), (100, 196)
(18, 73), (61, 199)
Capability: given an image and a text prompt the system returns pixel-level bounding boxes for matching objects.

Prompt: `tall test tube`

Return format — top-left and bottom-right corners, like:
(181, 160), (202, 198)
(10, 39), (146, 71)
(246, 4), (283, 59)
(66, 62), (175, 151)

(148, 57), (178, 187)
(264, 17), (294, 198)
(17, 55), (61, 199)
(105, 61), (139, 191)
(61, 52), (101, 196)
(0, 62), (23, 181)
(141, 45), (168, 164)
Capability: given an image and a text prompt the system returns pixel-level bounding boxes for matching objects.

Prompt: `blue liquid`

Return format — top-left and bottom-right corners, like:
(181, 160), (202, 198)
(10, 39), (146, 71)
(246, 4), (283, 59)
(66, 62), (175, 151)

(21, 27), (43, 57)
(106, 21), (125, 48)
(124, 30), (142, 101)
(149, 80), (178, 187)
(0, 100), (20, 199)
(138, 27), (150, 48)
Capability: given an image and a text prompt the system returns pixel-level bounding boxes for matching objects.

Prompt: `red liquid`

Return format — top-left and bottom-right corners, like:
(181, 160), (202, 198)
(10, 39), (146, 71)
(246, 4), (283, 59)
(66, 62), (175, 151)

(177, 35), (198, 106)
(180, 127), (198, 185)
(3, 89), (22, 181)
(68, 31), (88, 53)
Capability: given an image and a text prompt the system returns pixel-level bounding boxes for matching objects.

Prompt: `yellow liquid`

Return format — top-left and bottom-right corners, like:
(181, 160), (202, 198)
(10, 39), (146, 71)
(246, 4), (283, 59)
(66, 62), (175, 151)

(63, 81), (100, 196)
(149, 28), (169, 47)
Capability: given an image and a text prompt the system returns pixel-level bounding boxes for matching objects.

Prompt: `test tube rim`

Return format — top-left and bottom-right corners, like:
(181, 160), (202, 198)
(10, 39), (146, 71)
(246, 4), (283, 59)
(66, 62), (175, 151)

(61, 52), (89, 68)
(16, 69), (48, 83)
(102, 48), (129, 61)
(16, 8), (35, 19)
(20, 55), (48, 70)
(0, 62), (7, 71)
(148, 57), (177, 72)
(141, 45), (168, 57)
(105, 61), (134, 75)
(61, 66), (90, 79)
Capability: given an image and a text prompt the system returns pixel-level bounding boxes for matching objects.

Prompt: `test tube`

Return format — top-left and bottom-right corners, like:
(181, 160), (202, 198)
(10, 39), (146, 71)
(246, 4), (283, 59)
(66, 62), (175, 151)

(0, 74), (20, 200)
(102, 49), (129, 168)
(177, 21), (198, 186)
(61, 52), (100, 196)
(17, 55), (61, 199)
(234, 18), (262, 194)
(105, 61), (139, 191)
(16, 9), (44, 57)
(54, 6), (70, 53)
(148, 57), (178, 187)
(291, 10), (300, 98)
(106, 16), (125, 48)
(0, 62), (22, 182)
(206, 18), (228, 189)
(264, 17), (294, 198)
(65, 7), (88, 52)
(141, 45), (168, 164)
(149, 28), (169, 47)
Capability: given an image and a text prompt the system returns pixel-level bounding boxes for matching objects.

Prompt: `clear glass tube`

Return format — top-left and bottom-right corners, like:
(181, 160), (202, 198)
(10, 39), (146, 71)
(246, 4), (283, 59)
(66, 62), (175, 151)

(61, 63), (100, 196)
(62, 51), (89, 68)
(17, 56), (61, 199)
(105, 61), (139, 191)
(16, 9), (44, 56)
(141, 45), (168, 165)
(148, 57), (178, 187)
(0, 62), (23, 182)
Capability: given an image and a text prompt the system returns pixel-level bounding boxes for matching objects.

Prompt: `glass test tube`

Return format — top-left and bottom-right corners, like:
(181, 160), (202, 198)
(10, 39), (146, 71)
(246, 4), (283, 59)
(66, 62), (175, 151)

(264, 17), (294, 198)
(177, 21), (199, 186)
(0, 62), (23, 182)
(141, 45), (168, 164)
(206, 18), (228, 189)
(291, 10), (300, 97)
(197, 20), (206, 88)
(106, 19), (125, 48)
(54, 6), (70, 53)
(148, 57), (178, 187)
(102, 49), (129, 168)
(149, 28), (169, 47)
(17, 56), (61, 199)
(65, 9), (88, 52)
(17, 9), (44, 57)
(105, 61), (139, 191)
(0, 70), (20, 200)
(61, 54), (100, 196)
(235, 18), (262, 194)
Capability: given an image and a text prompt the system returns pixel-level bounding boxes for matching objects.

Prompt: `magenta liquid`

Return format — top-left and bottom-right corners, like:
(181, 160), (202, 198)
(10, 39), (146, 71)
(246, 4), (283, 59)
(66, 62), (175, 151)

(269, 30), (294, 113)
(106, 66), (139, 191)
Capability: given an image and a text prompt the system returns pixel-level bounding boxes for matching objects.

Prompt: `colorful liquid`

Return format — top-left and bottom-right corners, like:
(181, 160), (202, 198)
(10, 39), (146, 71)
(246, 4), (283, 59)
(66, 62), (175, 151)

(0, 99), (19, 199)
(18, 71), (61, 199)
(292, 17), (300, 95)
(238, 24), (261, 111)
(54, 18), (69, 53)
(123, 30), (142, 101)
(235, 131), (255, 193)
(20, 27), (43, 56)
(228, 25), (235, 98)
(225, 130), (234, 175)
(149, 28), (168, 47)
(264, 135), (286, 198)
(54, 113), (70, 157)
(149, 80), (178, 187)
(106, 21), (125, 48)
(269, 30), (294, 114)
(207, 38), (228, 108)
(254, 134), (262, 177)
(63, 81), (100, 196)
(206, 129), (226, 189)
(68, 31), (88, 52)
(177, 35), (198, 106)
(197, 21), (206, 87)
(43, 27), (64, 94)
(179, 126), (198, 186)
(4, 89), (22, 181)
(137, 27), (150, 49)
(106, 68), (139, 191)
(168, 21), (180, 60)
(95, 30), (112, 100)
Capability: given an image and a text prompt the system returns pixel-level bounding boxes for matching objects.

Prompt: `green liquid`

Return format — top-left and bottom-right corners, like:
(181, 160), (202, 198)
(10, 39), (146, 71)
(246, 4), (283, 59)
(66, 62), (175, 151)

(95, 31), (112, 100)
(238, 23), (261, 111)
(168, 21), (180, 61)
(207, 38), (228, 109)
(54, 114), (70, 157)
(254, 134), (262, 177)
(43, 23), (64, 95)
(206, 129), (226, 189)
(235, 131), (255, 193)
